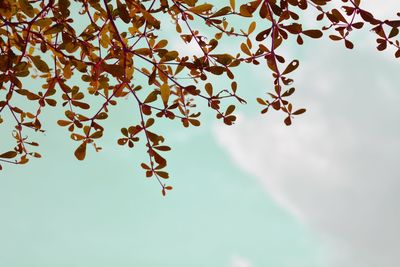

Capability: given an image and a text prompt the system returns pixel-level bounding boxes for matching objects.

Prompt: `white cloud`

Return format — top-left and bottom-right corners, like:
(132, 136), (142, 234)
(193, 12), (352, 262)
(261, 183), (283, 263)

(360, 1), (400, 19)
(229, 256), (252, 267)
(316, 0), (400, 19)
(214, 38), (400, 266)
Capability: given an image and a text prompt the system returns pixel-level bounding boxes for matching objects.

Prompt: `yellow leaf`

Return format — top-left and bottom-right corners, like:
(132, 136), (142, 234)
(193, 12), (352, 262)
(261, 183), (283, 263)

(248, 21), (256, 34)
(63, 63), (72, 79)
(100, 31), (110, 49)
(240, 43), (251, 56)
(188, 4), (213, 14)
(230, 0), (235, 10)
(129, 26), (138, 35)
(28, 46), (34, 55)
(160, 83), (170, 104)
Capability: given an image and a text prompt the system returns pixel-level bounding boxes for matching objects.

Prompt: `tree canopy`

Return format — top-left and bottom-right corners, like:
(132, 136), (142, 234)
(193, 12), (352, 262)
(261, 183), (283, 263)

(0, 0), (399, 194)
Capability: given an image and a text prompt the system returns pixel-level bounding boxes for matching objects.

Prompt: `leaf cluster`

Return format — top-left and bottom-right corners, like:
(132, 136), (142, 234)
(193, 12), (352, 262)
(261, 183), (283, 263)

(0, 0), (399, 194)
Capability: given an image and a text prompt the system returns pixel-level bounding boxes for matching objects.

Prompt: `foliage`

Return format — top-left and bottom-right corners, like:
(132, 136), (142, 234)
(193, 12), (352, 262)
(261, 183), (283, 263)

(0, 0), (399, 194)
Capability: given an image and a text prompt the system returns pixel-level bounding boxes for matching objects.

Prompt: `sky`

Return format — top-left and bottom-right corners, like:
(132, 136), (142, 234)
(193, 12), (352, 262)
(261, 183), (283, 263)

(1, 1), (400, 267)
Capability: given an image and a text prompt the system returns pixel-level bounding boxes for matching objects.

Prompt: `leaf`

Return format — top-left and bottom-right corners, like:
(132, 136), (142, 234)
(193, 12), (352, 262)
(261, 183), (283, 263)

(331, 9), (346, 23)
(230, 0), (235, 10)
(210, 6), (232, 18)
(225, 105), (235, 115)
(58, 0), (71, 17)
(205, 83), (213, 96)
(162, 51), (178, 62)
(359, 10), (379, 25)
(0, 151), (17, 159)
(74, 142), (87, 161)
(345, 39), (354, 49)
(256, 98), (267, 105)
(352, 22), (364, 29)
(188, 4), (213, 14)
(386, 20), (400, 28)
(90, 131), (103, 139)
(72, 101), (90, 109)
(141, 163), (150, 170)
(117, 0), (130, 23)
(57, 120), (71, 126)
(395, 49), (400, 58)
(146, 118), (155, 128)
(156, 171), (169, 179)
(282, 87), (295, 97)
(96, 112), (108, 120)
(71, 133), (85, 141)
(135, 48), (151, 55)
(154, 146), (171, 151)
(282, 60), (299, 75)
(189, 119), (200, 126)
(208, 66), (225, 75)
(328, 35), (341, 42)
(271, 101), (280, 110)
(389, 27), (399, 38)
(30, 56), (50, 72)
(284, 116), (292, 126)
(19, 0), (34, 17)
(211, 54), (234, 65)
(154, 39), (168, 49)
(43, 24), (64, 35)
(102, 64), (125, 78)
(223, 115), (236, 125)
(160, 83), (170, 104)
(302, 30), (323, 38)
(248, 21), (256, 34)
(184, 85), (199, 95)
(293, 108), (306, 115)
(144, 90), (158, 104)
(240, 43), (251, 56)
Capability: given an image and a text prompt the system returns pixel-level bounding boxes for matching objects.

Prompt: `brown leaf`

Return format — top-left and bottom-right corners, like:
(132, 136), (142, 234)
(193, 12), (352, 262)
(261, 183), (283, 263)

(0, 151), (17, 159)
(293, 108), (306, 115)
(282, 60), (299, 75)
(284, 116), (292, 126)
(30, 56), (49, 72)
(74, 142), (87, 161)
(302, 30), (323, 38)
(188, 4), (213, 14)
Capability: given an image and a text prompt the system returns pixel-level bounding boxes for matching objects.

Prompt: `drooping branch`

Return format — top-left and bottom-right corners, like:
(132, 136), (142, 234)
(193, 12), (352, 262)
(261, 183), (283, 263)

(0, 0), (399, 194)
